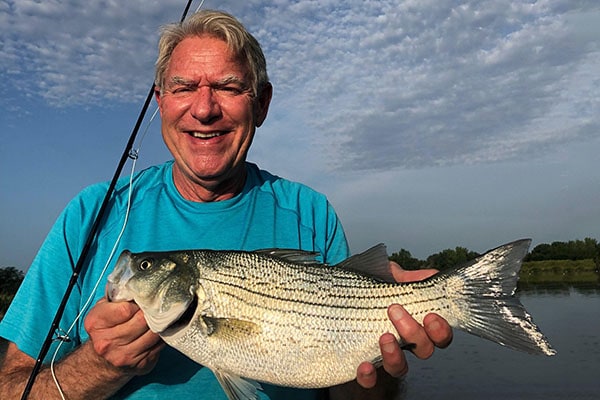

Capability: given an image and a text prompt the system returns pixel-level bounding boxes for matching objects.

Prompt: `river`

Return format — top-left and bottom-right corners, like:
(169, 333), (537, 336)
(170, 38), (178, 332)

(399, 284), (600, 400)
(1, 284), (599, 399)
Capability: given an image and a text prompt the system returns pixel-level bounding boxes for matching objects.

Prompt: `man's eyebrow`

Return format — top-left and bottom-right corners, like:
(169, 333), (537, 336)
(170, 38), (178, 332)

(213, 75), (249, 88)
(168, 76), (196, 87)
(211, 75), (250, 92)
(167, 75), (248, 87)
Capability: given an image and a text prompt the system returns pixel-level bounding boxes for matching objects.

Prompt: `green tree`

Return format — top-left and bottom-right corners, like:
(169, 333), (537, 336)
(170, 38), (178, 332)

(389, 248), (424, 271)
(426, 246), (479, 271)
(0, 267), (24, 316)
(526, 238), (599, 261)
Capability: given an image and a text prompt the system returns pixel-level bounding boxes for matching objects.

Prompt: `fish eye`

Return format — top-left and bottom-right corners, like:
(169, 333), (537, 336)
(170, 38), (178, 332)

(139, 258), (153, 271)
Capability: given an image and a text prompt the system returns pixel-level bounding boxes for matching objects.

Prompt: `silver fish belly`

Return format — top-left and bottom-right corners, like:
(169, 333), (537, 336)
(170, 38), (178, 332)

(107, 239), (555, 400)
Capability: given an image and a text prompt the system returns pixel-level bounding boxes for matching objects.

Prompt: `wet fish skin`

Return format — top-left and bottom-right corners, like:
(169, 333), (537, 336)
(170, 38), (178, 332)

(107, 239), (555, 400)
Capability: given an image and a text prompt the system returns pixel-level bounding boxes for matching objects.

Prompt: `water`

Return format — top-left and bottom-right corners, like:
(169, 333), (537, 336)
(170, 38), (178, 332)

(400, 284), (600, 400)
(1, 285), (599, 399)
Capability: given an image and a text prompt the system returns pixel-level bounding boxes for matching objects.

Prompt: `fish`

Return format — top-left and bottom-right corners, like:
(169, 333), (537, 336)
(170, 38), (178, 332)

(107, 239), (555, 400)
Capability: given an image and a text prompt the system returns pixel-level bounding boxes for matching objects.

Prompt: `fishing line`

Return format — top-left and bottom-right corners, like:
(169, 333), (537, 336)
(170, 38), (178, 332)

(50, 155), (139, 400)
(195, 0), (207, 12)
(47, 0), (209, 395)
(130, 105), (160, 160)
(48, 84), (162, 399)
(126, 0), (205, 158)
(123, 0), (205, 158)
(45, 1), (205, 395)
(20, 1), (195, 399)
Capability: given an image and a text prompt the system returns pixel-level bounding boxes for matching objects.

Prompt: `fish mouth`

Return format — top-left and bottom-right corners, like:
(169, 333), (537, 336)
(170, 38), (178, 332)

(106, 250), (135, 302)
(162, 294), (198, 335)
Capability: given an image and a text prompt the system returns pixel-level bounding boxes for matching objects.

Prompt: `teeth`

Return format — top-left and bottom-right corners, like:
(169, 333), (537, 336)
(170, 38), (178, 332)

(190, 131), (222, 139)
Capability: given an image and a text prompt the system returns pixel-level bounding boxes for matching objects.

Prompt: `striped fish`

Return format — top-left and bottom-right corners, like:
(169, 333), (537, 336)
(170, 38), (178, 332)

(107, 239), (555, 400)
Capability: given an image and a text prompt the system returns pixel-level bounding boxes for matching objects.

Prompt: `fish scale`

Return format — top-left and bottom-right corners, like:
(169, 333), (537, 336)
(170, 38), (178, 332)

(108, 239), (555, 400)
(185, 252), (430, 385)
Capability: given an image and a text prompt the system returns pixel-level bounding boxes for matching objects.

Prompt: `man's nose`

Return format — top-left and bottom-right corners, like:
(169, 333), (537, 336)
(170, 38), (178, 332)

(190, 86), (221, 122)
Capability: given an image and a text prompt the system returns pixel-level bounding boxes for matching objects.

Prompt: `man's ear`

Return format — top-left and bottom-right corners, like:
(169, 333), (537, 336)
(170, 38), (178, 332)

(154, 87), (163, 114)
(255, 82), (273, 127)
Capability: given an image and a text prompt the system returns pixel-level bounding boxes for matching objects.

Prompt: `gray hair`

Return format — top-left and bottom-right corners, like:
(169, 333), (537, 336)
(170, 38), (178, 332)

(155, 10), (269, 97)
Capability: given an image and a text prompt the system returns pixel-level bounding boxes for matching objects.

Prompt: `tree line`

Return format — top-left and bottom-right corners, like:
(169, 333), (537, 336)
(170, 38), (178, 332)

(524, 238), (599, 262)
(390, 237), (600, 271)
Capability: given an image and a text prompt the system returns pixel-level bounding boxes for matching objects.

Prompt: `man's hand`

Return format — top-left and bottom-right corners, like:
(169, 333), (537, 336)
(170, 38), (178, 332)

(84, 298), (164, 376)
(355, 305), (453, 388)
(0, 298), (165, 399)
(355, 262), (453, 390)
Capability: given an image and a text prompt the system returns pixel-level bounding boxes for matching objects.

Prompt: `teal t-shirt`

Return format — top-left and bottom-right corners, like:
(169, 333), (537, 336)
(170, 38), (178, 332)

(0, 161), (350, 399)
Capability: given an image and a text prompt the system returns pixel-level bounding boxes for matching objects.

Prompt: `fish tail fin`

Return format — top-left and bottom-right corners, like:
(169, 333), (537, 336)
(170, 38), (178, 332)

(440, 239), (556, 356)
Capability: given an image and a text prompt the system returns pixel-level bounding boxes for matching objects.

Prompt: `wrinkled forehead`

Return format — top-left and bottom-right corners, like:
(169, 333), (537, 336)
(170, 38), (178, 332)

(165, 35), (249, 82)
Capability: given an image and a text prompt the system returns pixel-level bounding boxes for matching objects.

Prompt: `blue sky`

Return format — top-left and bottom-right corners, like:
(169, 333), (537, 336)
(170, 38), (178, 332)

(1, 0), (599, 270)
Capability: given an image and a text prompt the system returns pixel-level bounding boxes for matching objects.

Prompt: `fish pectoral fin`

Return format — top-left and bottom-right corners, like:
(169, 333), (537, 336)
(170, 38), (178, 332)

(213, 368), (262, 400)
(202, 316), (262, 339)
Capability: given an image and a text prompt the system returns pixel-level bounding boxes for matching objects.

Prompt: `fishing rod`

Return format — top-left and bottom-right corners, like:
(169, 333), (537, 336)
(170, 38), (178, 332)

(20, 1), (194, 398)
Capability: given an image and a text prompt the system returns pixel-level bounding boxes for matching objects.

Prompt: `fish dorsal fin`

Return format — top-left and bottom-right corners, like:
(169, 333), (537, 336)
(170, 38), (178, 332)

(336, 244), (396, 283)
(213, 368), (262, 400)
(254, 248), (323, 265)
(203, 316), (262, 339)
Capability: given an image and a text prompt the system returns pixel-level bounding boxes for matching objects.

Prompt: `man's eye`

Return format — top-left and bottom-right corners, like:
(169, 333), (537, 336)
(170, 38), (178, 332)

(217, 86), (244, 95)
(172, 86), (194, 94)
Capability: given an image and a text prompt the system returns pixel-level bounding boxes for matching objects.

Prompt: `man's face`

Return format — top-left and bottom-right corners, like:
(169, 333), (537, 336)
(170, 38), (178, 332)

(156, 35), (270, 197)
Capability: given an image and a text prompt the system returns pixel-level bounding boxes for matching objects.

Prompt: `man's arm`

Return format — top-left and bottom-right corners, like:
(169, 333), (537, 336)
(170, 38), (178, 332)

(0, 300), (163, 400)
(329, 263), (453, 399)
(0, 341), (132, 400)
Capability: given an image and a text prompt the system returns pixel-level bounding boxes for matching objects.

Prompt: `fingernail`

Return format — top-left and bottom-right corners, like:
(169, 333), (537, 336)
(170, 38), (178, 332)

(389, 305), (404, 322)
(428, 319), (441, 331)
(361, 369), (375, 379)
(382, 338), (396, 354)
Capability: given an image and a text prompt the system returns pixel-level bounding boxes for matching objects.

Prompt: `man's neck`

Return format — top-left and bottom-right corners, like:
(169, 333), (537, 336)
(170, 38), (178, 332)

(171, 163), (247, 202)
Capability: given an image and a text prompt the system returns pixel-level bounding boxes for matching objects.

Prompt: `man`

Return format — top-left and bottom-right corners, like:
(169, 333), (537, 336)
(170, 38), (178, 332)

(0, 10), (452, 399)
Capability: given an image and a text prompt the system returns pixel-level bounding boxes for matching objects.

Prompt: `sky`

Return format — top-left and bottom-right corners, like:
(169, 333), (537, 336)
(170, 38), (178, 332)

(1, 0), (599, 270)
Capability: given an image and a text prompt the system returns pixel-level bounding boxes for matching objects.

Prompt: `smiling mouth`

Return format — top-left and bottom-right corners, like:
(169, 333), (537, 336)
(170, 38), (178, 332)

(188, 131), (227, 139)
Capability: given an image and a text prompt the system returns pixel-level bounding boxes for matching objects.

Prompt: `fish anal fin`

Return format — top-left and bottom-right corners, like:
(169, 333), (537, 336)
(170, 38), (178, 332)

(213, 368), (262, 400)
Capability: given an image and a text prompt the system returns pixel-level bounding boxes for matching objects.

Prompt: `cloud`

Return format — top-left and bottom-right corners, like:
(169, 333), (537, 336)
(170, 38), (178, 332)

(1, 1), (599, 268)
(2, 0), (599, 171)
(270, 1), (600, 170)
(0, 0), (184, 106)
